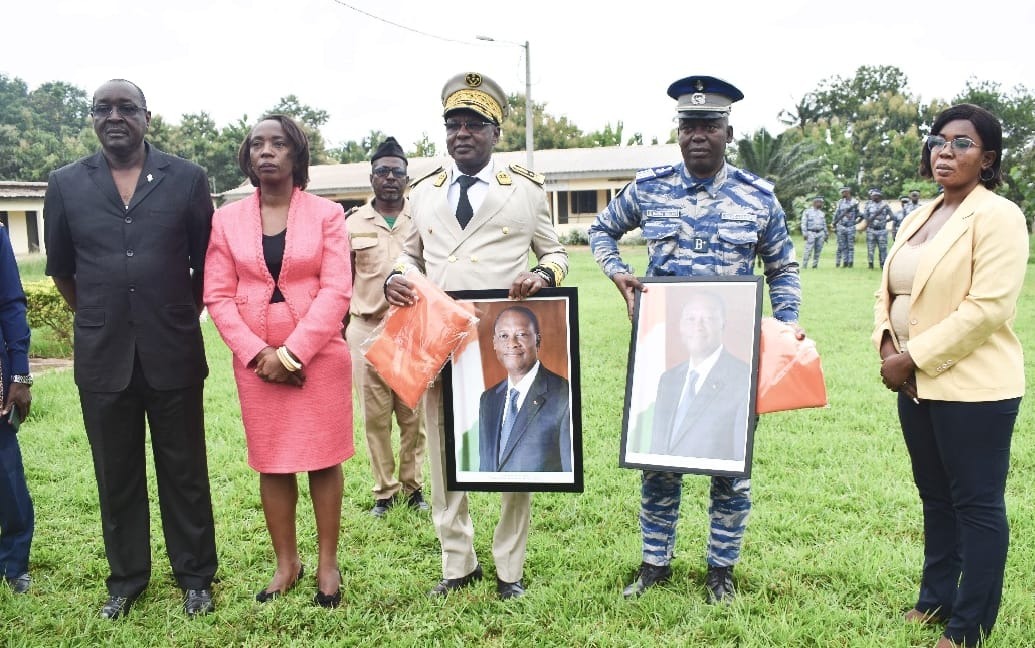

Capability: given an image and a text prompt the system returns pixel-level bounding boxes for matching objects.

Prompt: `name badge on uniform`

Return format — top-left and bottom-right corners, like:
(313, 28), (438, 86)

(721, 212), (755, 222)
(692, 237), (708, 252)
(644, 209), (680, 219)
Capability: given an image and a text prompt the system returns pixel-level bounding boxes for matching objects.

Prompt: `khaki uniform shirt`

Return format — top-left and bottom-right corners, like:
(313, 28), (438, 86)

(346, 198), (414, 320)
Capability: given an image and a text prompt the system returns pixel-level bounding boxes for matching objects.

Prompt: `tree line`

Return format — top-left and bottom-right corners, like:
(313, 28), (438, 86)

(1, 66), (1032, 222)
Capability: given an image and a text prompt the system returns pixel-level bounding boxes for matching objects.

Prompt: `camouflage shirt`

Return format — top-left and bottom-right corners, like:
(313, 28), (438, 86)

(862, 200), (893, 230)
(832, 198), (860, 229)
(800, 207), (827, 233)
(588, 161), (801, 322)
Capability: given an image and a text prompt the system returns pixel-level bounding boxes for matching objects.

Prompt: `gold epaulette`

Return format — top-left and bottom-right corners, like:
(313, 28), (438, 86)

(508, 163), (545, 186)
(410, 166), (445, 189)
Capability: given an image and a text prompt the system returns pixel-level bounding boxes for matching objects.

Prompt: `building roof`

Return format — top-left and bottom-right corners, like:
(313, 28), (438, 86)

(218, 143), (682, 202)
(0, 181), (48, 199)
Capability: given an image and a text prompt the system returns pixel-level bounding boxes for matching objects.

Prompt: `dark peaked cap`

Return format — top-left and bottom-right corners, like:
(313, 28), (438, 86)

(371, 136), (407, 164)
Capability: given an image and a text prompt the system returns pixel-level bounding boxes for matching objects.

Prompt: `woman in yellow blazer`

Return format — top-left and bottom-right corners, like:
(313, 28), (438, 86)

(873, 104), (1027, 648)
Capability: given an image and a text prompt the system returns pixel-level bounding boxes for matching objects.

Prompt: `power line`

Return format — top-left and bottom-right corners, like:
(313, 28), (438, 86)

(328, 0), (475, 45)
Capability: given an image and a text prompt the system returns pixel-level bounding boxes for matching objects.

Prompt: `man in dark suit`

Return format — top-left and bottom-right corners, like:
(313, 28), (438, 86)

(43, 79), (217, 620)
(479, 306), (571, 472)
(650, 292), (749, 460)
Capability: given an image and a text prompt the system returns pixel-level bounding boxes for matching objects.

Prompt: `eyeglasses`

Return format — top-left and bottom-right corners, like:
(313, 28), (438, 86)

(444, 120), (495, 134)
(90, 103), (146, 118)
(372, 166), (407, 179)
(926, 135), (981, 152)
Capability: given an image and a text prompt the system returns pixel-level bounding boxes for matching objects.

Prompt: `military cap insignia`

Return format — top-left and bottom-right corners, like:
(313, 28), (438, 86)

(695, 79), (705, 91)
(691, 93), (706, 105)
(496, 170), (512, 185)
(465, 73), (482, 87)
(508, 163), (545, 185)
(409, 166), (445, 188)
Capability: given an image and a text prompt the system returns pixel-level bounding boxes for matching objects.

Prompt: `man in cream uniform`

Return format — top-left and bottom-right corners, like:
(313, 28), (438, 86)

(385, 71), (567, 600)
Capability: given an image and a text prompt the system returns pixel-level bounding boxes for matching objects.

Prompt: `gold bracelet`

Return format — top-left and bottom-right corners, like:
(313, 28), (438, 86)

(276, 346), (302, 372)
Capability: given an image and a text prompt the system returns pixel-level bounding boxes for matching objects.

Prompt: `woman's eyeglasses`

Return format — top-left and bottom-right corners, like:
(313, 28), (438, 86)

(926, 135), (981, 152)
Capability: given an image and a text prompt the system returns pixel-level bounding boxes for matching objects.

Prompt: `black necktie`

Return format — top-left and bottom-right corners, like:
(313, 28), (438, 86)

(455, 175), (477, 229)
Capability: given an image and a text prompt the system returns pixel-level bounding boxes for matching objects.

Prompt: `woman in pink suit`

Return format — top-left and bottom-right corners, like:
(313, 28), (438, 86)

(204, 114), (352, 608)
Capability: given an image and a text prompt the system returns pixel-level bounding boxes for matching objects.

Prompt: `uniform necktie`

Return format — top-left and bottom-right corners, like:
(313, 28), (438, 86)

(498, 387), (519, 464)
(670, 369), (699, 449)
(455, 175), (478, 229)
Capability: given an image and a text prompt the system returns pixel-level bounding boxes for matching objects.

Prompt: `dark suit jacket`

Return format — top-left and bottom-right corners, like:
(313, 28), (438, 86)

(479, 365), (571, 472)
(44, 144), (213, 391)
(0, 225), (29, 412)
(650, 351), (749, 460)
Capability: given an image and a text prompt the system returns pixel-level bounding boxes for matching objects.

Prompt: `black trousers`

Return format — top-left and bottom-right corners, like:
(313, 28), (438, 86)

(899, 394), (1019, 646)
(80, 357), (217, 597)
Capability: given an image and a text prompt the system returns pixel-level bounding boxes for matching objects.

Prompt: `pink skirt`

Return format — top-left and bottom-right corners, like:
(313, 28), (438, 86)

(232, 302), (353, 473)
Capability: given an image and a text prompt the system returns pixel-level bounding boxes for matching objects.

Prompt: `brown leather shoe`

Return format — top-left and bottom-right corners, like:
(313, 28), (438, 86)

(428, 564), (483, 598)
(904, 607), (947, 625)
(622, 562), (672, 599)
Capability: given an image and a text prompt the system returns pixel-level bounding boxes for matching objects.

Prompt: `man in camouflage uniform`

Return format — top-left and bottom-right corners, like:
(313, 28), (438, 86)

(588, 75), (802, 605)
(893, 196), (910, 240)
(832, 186), (860, 267)
(862, 188), (893, 268)
(799, 196), (828, 269)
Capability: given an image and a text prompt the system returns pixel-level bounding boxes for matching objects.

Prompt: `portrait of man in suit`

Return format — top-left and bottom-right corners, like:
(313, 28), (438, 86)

(650, 291), (750, 461)
(478, 306), (572, 473)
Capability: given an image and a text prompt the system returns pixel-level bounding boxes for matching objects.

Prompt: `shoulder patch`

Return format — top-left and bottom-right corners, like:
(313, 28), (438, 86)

(344, 205), (360, 218)
(635, 165), (676, 183)
(733, 168), (775, 194)
(410, 166), (445, 189)
(496, 170), (512, 185)
(508, 163), (545, 186)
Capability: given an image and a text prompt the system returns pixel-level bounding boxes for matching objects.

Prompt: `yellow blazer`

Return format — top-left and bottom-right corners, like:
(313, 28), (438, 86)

(872, 184), (1028, 401)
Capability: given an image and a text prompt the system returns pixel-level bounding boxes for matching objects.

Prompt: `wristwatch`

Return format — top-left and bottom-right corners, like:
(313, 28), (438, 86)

(11, 374), (32, 386)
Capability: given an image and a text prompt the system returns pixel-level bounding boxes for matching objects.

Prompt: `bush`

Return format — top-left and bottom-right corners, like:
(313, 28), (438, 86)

(24, 280), (73, 353)
(559, 228), (589, 246)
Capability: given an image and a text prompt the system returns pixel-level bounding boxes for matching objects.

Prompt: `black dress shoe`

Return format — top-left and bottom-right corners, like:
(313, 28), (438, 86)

(428, 564), (483, 598)
(4, 572), (30, 594)
(705, 565), (735, 604)
(371, 496), (397, 518)
(407, 489), (430, 511)
(256, 564), (304, 603)
(313, 569), (343, 609)
(100, 594), (137, 620)
(496, 577), (525, 600)
(183, 588), (214, 616)
(622, 562), (672, 599)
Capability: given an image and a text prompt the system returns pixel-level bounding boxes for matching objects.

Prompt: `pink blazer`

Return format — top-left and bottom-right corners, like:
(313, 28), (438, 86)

(204, 188), (352, 367)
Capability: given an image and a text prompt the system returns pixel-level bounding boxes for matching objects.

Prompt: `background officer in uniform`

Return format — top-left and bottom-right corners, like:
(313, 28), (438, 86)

(799, 196), (828, 268)
(385, 71), (568, 601)
(589, 75), (802, 604)
(345, 137), (429, 518)
(832, 186), (861, 267)
(862, 187), (893, 268)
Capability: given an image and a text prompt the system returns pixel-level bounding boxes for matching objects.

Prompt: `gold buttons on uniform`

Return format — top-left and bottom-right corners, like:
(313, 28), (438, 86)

(470, 256), (479, 263)
(448, 255), (457, 263)
(502, 227), (510, 234)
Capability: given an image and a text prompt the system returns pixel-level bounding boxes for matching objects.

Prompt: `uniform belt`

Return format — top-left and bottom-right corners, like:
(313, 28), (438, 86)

(354, 313), (384, 323)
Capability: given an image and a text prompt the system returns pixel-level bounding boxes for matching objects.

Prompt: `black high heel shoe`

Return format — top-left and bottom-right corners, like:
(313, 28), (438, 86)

(255, 564), (304, 603)
(314, 569), (342, 608)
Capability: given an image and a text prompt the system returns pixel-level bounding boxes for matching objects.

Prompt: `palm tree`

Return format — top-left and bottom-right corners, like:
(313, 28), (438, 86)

(735, 128), (824, 218)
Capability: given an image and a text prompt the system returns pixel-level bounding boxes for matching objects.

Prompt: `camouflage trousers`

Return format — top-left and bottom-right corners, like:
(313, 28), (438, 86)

(802, 231), (826, 268)
(835, 228), (856, 266)
(866, 230), (889, 267)
(639, 470), (751, 568)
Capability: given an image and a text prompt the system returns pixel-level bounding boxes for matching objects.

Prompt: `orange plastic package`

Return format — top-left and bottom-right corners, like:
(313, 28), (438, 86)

(362, 271), (478, 409)
(755, 317), (828, 414)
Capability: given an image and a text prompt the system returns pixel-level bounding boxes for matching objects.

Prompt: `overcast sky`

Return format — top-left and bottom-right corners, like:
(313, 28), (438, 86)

(4, 0), (1031, 156)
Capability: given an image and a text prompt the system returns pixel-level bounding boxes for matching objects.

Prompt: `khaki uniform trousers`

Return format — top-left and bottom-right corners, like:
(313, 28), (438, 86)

(425, 379), (531, 582)
(346, 316), (427, 500)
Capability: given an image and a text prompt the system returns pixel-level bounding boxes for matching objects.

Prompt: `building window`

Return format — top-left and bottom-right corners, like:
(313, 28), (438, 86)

(570, 191), (597, 214)
(26, 210), (40, 252)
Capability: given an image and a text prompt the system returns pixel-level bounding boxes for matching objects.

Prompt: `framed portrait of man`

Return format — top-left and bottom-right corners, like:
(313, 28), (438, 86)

(620, 276), (762, 477)
(443, 287), (582, 492)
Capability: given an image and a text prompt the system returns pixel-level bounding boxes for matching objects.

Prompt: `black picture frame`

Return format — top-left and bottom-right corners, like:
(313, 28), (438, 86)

(620, 276), (762, 477)
(443, 287), (582, 492)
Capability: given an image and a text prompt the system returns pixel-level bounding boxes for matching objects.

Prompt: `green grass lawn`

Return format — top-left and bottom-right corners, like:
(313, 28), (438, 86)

(4, 244), (1034, 647)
